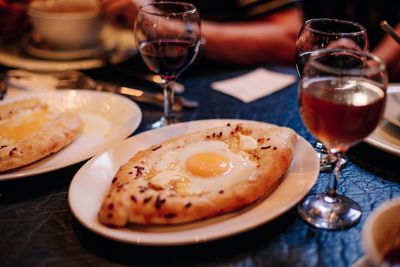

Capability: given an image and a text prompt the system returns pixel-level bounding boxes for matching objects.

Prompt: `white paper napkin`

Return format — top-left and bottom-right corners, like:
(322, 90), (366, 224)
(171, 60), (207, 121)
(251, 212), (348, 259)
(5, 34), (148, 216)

(211, 68), (296, 103)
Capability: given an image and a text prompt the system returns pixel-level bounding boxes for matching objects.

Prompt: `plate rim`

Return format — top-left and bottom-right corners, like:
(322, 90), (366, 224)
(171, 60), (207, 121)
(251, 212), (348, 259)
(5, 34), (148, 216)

(364, 120), (400, 156)
(384, 87), (400, 128)
(364, 89), (400, 157)
(0, 90), (142, 181)
(68, 119), (320, 246)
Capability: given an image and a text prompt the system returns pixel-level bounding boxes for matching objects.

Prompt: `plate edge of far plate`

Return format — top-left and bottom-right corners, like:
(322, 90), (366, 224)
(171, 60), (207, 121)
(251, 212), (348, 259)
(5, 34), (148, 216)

(364, 131), (400, 157)
(384, 90), (400, 128)
(68, 119), (320, 246)
(0, 90), (142, 181)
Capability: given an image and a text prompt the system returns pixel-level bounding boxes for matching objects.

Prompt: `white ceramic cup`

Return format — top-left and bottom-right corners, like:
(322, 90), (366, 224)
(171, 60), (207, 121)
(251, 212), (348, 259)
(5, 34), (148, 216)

(362, 198), (400, 266)
(28, 0), (103, 50)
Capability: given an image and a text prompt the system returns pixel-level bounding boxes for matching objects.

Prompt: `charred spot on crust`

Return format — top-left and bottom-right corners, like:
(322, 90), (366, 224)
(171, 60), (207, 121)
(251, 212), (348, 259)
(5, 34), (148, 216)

(165, 213), (177, 219)
(130, 195), (137, 203)
(116, 182), (128, 191)
(273, 147), (277, 150)
(112, 177), (118, 183)
(0, 145), (7, 149)
(219, 190), (224, 194)
(107, 213), (113, 219)
(8, 147), (17, 156)
(108, 203), (114, 210)
(138, 186), (148, 193)
(226, 123), (231, 127)
(151, 145), (162, 151)
(148, 183), (162, 191)
(185, 202), (192, 209)
(155, 196), (166, 209)
(261, 146), (271, 150)
(134, 166), (145, 177)
(128, 172), (133, 175)
(143, 196), (153, 204)
(267, 138), (271, 141)
(257, 138), (265, 144)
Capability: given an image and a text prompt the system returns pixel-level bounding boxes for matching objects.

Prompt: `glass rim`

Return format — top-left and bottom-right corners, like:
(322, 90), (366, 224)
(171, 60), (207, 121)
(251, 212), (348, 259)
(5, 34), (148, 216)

(139, 1), (197, 16)
(304, 18), (367, 37)
(306, 48), (386, 77)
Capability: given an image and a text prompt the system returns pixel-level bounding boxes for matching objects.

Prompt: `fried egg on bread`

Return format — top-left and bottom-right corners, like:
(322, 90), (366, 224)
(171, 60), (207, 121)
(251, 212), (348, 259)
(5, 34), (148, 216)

(99, 122), (297, 226)
(0, 98), (83, 172)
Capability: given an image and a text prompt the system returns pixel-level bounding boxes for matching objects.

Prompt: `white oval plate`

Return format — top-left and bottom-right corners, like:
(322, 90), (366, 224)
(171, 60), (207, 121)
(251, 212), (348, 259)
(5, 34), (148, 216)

(365, 85), (400, 156)
(0, 90), (142, 180)
(69, 119), (319, 246)
(0, 25), (136, 71)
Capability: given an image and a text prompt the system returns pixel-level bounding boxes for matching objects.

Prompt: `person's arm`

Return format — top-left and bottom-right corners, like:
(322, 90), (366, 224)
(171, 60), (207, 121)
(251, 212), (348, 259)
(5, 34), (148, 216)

(99, 0), (302, 66)
(201, 8), (302, 65)
(373, 23), (400, 81)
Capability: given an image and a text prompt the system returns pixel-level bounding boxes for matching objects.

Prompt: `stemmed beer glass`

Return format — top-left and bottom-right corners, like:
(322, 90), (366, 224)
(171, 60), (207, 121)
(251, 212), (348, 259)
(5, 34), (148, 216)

(134, 2), (201, 128)
(298, 48), (387, 229)
(296, 18), (369, 171)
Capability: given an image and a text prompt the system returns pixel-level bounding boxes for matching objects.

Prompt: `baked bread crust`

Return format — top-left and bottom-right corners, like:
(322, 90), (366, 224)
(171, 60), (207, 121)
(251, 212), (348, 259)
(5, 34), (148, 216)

(99, 122), (297, 227)
(0, 98), (83, 172)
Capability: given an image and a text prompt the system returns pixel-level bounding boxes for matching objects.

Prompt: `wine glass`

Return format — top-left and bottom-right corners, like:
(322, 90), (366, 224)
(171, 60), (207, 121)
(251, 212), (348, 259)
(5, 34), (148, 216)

(298, 48), (387, 229)
(296, 18), (369, 172)
(134, 2), (201, 128)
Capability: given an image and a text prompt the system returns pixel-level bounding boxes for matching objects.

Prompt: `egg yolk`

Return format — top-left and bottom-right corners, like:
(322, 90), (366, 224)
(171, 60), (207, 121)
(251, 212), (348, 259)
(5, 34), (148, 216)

(185, 152), (231, 177)
(0, 109), (50, 141)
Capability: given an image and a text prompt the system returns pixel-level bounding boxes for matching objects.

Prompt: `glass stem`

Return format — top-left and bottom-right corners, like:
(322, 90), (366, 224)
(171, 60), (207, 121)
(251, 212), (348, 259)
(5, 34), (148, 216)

(326, 152), (343, 198)
(162, 80), (174, 122)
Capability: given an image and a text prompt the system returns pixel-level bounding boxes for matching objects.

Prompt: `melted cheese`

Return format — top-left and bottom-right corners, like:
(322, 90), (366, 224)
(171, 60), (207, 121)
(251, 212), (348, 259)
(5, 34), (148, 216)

(0, 109), (51, 142)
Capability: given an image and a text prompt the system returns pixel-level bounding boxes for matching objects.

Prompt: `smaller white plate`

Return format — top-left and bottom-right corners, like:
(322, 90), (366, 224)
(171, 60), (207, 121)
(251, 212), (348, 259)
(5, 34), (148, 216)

(365, 86), (400, 156)
(69, 119), (319, 246)
(0, 90), (142, 180)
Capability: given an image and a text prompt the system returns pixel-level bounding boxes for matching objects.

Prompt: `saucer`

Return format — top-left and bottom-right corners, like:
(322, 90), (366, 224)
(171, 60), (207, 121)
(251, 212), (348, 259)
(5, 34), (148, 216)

(24, 34), (113, 60)
(0, 24), (136, 71)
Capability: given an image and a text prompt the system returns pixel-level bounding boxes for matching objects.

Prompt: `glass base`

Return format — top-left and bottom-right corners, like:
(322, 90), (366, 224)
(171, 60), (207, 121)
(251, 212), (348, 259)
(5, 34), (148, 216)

(298, 193), (362, 230)
(150, 116), (176, 129)
(314, 141), (348, 172)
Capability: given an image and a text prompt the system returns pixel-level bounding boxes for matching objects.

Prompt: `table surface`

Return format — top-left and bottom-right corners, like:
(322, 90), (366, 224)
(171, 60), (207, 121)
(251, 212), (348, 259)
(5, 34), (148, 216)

(0, 57), (399, 267)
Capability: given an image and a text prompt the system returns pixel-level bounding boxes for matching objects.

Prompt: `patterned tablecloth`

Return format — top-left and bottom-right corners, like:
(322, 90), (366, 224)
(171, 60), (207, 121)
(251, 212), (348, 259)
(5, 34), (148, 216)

(0, 59), (399, 267)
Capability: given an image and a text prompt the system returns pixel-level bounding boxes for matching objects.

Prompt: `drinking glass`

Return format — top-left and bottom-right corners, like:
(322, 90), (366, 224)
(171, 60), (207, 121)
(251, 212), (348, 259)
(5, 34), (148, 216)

(134, 2), (201, 128)
(296, 18), (369, 171)
(298, 48), (387, 229)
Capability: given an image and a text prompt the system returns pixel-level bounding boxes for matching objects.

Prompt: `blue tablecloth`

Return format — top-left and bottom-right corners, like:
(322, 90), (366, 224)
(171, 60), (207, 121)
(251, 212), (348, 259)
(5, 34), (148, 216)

(0, 59), (399, 267)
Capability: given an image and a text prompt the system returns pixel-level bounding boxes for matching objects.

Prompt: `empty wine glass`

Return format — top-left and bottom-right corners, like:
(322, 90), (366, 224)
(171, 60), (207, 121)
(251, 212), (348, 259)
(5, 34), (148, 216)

(134, 2), (201, 128)
(296, 18), (369, 171)
(298, 48), (387, 229)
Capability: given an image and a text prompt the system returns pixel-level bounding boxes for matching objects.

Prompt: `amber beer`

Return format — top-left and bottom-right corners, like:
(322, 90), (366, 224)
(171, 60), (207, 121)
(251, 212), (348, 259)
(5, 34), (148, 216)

(299, 77), (386, 152)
